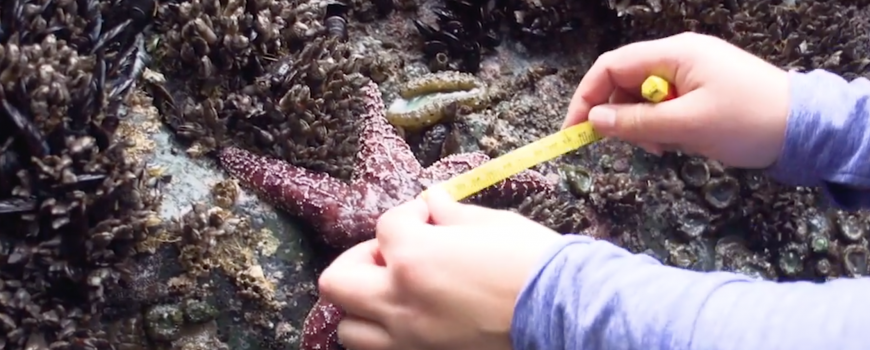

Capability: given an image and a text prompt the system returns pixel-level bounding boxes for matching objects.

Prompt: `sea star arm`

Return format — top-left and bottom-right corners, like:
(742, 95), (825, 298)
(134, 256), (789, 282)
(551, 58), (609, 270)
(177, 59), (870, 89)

(302, 298), (344, 350)
(218, 146), (352, 234)
(421, 151), (490, 182)
(481, 168), (556, 207)
(352, 81), (424, 188)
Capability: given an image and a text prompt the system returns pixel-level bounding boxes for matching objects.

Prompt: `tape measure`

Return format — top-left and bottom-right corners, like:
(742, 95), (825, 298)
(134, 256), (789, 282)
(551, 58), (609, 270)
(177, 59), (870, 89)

(422, 75), (674, 201)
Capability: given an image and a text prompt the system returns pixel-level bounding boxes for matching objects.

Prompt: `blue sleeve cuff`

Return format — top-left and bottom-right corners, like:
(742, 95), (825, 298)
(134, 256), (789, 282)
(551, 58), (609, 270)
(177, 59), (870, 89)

(765, 69), (870, 210)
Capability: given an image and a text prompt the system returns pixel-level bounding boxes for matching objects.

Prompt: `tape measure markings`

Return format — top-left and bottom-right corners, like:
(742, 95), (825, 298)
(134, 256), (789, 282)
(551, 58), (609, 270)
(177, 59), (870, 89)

(427, 122), (602, 201)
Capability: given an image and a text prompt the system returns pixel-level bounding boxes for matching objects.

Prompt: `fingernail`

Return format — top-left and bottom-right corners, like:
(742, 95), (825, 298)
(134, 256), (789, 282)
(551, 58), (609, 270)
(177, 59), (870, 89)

(421, 186), (454, 204)
(588, 106), (616, 128)
(417, 187), (437, 201)
(427, 187), (451, 201)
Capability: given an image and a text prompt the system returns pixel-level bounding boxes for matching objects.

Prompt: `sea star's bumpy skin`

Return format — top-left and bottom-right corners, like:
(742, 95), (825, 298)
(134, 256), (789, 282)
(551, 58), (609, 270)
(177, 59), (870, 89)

(219, 80), (555, 350)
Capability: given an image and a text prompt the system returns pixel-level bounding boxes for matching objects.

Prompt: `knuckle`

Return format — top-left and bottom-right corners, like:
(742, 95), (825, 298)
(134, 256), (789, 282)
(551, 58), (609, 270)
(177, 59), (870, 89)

(622, 105), (645, 131)
(595, 49), (619, 67)
(388, 250), (419, 283)
(501, 210), (529, 223)
(675, 31), (703, 42)
(676, 111), (705, 136)
(317, 269), (338, 293)
(375, 210), (393, 237)
(673, 32), (711, 54)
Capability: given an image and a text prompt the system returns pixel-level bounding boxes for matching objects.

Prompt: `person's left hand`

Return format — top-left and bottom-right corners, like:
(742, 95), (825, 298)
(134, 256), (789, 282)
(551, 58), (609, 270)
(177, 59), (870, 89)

(317, 189), (564, 350)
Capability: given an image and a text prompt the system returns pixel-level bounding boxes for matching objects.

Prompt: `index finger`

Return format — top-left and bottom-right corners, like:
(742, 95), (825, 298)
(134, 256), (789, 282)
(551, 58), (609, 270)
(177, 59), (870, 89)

(562, 37), (683, 129)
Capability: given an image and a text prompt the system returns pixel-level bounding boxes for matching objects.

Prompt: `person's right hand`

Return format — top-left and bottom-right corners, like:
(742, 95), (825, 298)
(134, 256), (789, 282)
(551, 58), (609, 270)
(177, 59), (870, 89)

(564, 32), (791, 169)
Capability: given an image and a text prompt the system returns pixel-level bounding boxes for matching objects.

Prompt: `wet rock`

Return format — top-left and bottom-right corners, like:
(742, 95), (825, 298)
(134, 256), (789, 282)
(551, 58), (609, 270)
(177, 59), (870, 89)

(171, 321), (229, 350)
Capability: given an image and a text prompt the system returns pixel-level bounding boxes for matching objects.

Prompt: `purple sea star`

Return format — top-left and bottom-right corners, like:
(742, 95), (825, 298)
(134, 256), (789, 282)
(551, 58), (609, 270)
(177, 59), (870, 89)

(218, 80), (555, 350)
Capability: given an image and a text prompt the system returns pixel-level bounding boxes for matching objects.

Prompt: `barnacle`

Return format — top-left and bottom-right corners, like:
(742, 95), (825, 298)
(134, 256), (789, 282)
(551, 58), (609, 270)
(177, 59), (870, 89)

(835, 212), (866, 243)
(809, 225), (832, 255)
(777, 242), (807, 278)
(386, 71), (488, 130)
(842, 244), (870, 277)
(669, 201), (710, 241)
(665, 239), (712, 271)
(560, 164), (594, 198)
(679, 158), (710, 188)
(211, 178), (240, 208)
(815, 258), (835, 277)
(702, 176), (740, 210)
(714, 236), (777, 280)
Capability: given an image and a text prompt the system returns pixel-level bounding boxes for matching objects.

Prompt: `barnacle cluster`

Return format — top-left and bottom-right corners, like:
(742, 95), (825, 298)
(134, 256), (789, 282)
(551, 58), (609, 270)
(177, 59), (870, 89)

(745, 184), (870, 281)
(151, 0), (384, 180)
(0, 0), (160, 347)
(592, 152), (870, 283)
(731, 1), (870, 79)
(609, 1), (870, 79)
(166, 202), (280, 309)
(141, 298), (224, 347)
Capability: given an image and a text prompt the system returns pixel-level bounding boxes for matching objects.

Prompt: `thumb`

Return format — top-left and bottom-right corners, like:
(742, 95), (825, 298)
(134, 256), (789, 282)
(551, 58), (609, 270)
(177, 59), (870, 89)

(587, 96), (693, 144)
(423, 187), (507, 226)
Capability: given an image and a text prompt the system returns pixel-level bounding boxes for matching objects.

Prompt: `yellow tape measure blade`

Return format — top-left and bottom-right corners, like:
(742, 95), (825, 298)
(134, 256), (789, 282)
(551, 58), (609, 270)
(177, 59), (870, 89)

(427, 122), (602, 201)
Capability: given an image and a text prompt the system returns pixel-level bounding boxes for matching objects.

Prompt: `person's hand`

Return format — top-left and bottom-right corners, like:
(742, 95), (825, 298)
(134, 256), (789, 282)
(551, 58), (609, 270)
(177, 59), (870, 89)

(317, 189), (564, 350)
(564, 32), (791, 169)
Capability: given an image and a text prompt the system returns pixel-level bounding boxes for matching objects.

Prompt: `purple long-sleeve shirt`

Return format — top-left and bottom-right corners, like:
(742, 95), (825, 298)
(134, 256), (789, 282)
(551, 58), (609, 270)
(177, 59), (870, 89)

(511, 69), (870, 350)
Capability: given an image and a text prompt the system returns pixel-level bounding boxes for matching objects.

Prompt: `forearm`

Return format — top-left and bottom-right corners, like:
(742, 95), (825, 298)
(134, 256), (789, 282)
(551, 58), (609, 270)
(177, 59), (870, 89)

(511, 235), (870, 350)
(767, 69), (870, 209)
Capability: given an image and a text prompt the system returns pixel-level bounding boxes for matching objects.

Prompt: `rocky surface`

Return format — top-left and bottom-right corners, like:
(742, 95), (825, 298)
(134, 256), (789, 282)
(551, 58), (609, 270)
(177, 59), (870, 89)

(4, 0), (870, 349)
